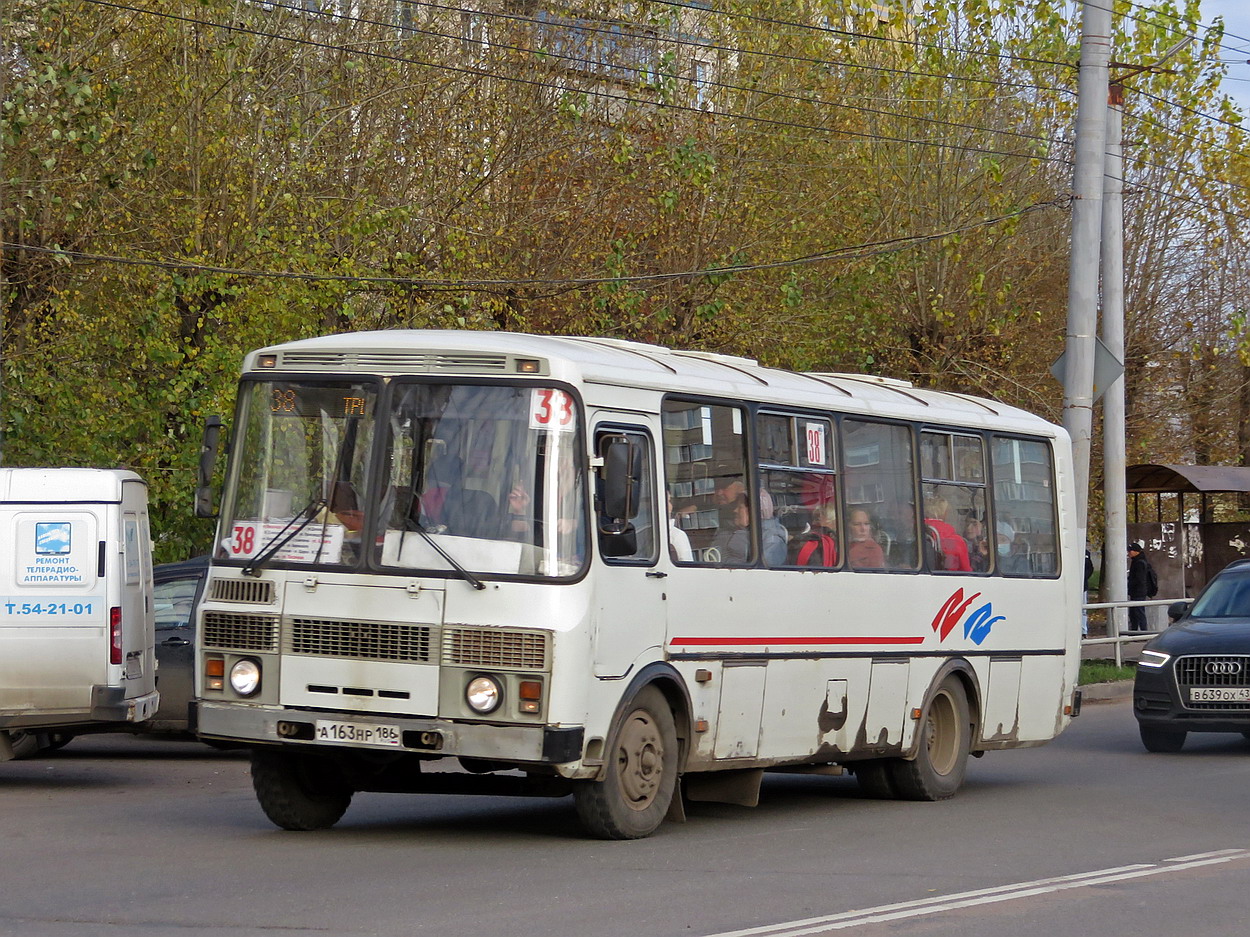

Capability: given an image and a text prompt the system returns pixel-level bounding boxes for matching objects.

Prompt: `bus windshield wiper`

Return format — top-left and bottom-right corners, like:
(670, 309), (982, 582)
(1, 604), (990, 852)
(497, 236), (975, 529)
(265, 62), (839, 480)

(405, 521), (486, 591)
(243, 497), (326, 577)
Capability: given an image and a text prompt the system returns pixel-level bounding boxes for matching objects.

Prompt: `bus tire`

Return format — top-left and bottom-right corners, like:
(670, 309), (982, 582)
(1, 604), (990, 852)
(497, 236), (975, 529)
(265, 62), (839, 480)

(889, 676), (971, 801)
(574, 687), (678, 840)
(2, 730), (43, 760)
(250, 749), (353, 831)
(1139, 725), (1186, 753)
(853, 759), (900, 799)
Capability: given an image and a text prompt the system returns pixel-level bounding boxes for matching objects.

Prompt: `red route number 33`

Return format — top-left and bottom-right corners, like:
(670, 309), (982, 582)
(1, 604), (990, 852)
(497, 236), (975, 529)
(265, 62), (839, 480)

(529, 388), (576, 433)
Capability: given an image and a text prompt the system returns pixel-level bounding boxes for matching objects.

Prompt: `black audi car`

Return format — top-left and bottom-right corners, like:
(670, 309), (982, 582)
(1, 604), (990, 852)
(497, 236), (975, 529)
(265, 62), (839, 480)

(1134, 557), (1250, 752)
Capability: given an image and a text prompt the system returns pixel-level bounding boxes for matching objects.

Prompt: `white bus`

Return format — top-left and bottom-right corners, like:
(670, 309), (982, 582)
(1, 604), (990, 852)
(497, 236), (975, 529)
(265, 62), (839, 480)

(194, 330), (1082, 838)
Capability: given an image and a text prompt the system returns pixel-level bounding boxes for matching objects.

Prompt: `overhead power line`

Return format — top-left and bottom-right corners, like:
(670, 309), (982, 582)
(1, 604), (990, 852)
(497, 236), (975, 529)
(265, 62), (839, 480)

(252, 0), (1069, 152)
(397, 0), (1077, 96)
(0, 197), (1071, 291)
(73, 0), (1075, 167)
(646, 0), (1077, 70)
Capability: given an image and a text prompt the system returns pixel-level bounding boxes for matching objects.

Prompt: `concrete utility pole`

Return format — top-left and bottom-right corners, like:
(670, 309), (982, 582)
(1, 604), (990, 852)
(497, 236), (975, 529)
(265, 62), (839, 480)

(1063, 0), (1113, 530)
(1100, 37), (1192, 632)
(1101, 83), (1128, 633)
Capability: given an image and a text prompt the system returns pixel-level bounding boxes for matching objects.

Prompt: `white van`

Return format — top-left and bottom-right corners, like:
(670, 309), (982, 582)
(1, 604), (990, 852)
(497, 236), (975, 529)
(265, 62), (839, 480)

(1, 468), (159, 759)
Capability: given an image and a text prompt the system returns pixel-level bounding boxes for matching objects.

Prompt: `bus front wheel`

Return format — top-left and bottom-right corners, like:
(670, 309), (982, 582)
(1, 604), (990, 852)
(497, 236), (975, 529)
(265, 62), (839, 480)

(574, 687), (678, 840)
(888, 676), (972, 801)
(251, 749), (353, 831)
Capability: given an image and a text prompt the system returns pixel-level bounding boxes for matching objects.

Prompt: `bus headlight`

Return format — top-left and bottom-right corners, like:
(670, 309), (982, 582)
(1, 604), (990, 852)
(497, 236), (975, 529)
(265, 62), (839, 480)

(229, 658), (262, 696)
(466, 675), (503, 714)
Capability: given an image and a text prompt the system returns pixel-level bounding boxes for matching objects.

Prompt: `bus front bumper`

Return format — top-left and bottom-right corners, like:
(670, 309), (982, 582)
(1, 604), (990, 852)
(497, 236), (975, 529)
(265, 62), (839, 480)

(196, 701), (585, 765)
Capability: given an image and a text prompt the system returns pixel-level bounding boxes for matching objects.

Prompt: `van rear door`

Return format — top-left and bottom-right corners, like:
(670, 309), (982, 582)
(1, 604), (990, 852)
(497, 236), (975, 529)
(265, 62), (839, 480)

(0, 509), (108, 717)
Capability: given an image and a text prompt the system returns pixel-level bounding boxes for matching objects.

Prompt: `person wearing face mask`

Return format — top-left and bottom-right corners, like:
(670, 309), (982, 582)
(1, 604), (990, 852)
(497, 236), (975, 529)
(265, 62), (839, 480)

(996, 521), (1030, 574)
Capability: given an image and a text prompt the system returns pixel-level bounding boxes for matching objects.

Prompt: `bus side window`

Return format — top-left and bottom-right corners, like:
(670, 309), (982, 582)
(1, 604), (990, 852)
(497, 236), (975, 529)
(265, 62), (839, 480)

(991, 437), (1058, 577)
(662, 401), (752, 566)
(842, 419), (918, 571)
(595, 429), (658, 564)
(757, 411), (837, 569)
(920, 431), (988, 574)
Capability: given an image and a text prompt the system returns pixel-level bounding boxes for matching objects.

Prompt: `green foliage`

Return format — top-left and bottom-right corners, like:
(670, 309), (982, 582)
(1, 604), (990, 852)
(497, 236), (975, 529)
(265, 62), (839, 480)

(1, 0), (1246, 557)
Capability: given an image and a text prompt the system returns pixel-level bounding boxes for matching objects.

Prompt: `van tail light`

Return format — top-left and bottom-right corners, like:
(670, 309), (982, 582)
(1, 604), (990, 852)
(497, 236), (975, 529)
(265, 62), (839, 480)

(110, 607), (123, 665)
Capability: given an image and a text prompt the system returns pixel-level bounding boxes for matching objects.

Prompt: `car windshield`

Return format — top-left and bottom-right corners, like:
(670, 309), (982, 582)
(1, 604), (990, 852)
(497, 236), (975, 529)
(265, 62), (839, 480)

(375, 383), (585, 579)
(1189, 568), (1250, 618)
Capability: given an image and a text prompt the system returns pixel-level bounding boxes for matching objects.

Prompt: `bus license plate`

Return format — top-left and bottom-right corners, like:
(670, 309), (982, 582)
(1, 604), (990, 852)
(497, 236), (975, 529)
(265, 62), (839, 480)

(1189, 687), (1250, 703)
(314, 719), (402, 747)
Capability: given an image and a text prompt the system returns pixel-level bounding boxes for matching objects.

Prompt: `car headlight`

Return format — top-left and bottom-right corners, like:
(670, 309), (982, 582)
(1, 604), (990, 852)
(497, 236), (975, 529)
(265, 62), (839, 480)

(466, 675), (503, 714)
(229, 658), (262, 696)
(1137, 649), (1171, 669)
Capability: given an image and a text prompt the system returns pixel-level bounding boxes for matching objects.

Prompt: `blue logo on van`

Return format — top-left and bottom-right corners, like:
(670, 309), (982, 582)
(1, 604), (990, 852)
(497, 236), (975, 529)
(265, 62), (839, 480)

(35, 522), (72, 555)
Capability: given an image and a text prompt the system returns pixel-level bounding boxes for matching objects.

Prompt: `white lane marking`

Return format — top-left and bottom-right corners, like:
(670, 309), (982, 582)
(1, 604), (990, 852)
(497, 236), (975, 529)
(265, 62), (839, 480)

(1166, 849), (1245, 862)
(703, 849), (1250, 937)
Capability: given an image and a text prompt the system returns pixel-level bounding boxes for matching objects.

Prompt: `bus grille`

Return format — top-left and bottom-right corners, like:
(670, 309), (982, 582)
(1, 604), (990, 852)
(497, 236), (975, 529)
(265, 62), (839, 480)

(442, 627), (548, 671)
(289, 618), (433, 663)
(202, 611), (279, 652)
(209, 577), (275, 604)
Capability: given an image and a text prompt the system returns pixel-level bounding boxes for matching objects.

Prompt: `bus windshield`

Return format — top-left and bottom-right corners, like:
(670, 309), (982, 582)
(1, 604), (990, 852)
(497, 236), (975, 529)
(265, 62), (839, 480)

(221, 379), (378, 567)
(375, 383), (585, 579)
(219, 379), (585, 580)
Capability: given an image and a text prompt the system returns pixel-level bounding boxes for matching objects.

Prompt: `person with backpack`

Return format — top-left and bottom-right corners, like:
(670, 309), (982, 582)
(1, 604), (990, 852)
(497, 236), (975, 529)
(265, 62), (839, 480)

(1127, 542), (1157, 632)
(795, 502), (838, 567)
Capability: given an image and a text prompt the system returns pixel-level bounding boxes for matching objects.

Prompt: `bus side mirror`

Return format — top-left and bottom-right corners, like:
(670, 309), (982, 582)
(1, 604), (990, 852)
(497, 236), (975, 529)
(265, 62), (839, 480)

(598, 435), (641, 557)
(601, 435), (641, 520)
(195, 416), (223, 518)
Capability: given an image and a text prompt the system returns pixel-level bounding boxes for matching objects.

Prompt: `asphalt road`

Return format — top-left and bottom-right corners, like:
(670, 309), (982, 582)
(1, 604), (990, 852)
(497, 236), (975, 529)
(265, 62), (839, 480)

(2, 699), (1248, 937)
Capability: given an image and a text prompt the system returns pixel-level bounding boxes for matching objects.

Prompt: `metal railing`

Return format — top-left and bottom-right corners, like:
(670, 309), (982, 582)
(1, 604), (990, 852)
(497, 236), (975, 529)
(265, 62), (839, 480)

(1081, 597), (1188, 667)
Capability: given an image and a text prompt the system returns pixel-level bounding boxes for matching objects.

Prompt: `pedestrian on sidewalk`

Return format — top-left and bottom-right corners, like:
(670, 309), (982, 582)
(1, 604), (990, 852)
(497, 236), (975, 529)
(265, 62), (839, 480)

(1127, 542), (1156, 632)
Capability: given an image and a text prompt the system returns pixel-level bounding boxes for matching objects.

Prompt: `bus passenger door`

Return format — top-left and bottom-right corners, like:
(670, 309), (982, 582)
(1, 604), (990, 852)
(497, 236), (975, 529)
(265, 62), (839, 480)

(591, 421), (667, 678)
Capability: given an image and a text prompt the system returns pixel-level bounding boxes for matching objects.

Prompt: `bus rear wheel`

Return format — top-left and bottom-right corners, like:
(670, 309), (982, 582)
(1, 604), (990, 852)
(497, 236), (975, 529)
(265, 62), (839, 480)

(574, 687), (678, 840)
(853, 759), (899, 798)
(2, 730), (42, 760)
(888, 676), (972, 801)
(251, 749), (353, 831)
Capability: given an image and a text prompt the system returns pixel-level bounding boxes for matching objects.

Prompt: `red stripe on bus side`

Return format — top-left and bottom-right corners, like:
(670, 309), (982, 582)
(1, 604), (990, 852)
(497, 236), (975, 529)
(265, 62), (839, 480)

(669, 636), (926, 647)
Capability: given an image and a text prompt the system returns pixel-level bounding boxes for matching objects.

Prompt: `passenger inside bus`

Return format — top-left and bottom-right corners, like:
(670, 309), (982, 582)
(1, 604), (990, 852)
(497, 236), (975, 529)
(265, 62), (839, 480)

(846, 507), (886, 569)
(964, 516), (990, 572)
(883, 501), (921, 569)
(793, 502), (837, 567)
(711, 494), (753, 564)
(923, 491), (972, 572)
(667, 491), (693, 562)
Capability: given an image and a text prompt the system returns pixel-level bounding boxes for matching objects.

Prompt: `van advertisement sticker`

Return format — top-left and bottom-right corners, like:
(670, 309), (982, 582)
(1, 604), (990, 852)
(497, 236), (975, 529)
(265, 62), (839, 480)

(12, 515), (94, 589)
(2, 597), (99, 621)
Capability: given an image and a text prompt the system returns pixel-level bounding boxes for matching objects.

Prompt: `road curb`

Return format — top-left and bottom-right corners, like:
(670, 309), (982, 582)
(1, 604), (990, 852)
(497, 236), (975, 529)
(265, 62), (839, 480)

(1079, 680), (1132, 703)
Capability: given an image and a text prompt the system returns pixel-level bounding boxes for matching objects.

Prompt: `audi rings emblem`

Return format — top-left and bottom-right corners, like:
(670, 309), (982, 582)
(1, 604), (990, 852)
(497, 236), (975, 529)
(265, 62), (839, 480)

(1204, 660), (1243, 676)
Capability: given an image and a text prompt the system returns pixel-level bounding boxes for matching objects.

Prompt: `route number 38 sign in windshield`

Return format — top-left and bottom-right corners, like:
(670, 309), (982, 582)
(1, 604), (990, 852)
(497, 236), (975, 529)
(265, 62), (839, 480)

(529, 389), (575, 432)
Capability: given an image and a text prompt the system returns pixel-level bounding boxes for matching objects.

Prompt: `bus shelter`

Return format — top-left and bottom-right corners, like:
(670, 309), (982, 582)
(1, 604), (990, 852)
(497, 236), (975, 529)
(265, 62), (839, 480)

(1125, 463), (1250, 601)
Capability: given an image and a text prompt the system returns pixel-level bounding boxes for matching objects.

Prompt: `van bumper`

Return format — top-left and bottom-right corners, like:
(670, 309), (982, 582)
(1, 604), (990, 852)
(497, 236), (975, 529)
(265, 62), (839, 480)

(0, 687), (159, 731)
(196, 701), (585, 765)
(90, 686), (161, 723)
